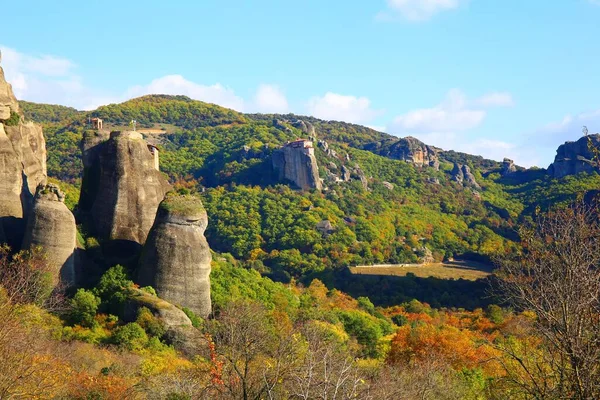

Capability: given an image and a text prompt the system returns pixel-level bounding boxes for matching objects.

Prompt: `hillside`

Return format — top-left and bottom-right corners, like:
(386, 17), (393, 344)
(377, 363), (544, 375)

(21, 97), (600, 304)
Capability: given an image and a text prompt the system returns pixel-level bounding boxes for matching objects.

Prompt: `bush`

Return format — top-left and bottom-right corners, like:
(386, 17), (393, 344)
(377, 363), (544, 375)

(112, 322), (148, 351)
(182, 307), (203, 328)
(70, 289), (101, 327)
(3, 111), (21, 126)
(136, 307), (166, 338)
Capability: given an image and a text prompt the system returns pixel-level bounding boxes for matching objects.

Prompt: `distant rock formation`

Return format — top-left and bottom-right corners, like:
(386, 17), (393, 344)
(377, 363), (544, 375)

(547, 134), (600, 178)
(22, 184), (76, 285)
(0, 61), (47, 247)
(272, 139), (322, 191)
(316, 220), (335, 236)
(382, 181), (394, 190)
(365, 136), (439, 169)
(79, 131), (171, 253)
(292, 120), (315, 137)
(502, 158), (516, 176)
(138, 194), (212, 318)
(452, 163), (480, 189)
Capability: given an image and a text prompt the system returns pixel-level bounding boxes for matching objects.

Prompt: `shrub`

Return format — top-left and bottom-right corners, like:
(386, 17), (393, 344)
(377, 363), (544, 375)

(70, 289), (101, 327)
(3, 111), (21, 126)
(112, 322), (148, 351)
(136, 307), (166, 338)
(182, 307), (203, 328)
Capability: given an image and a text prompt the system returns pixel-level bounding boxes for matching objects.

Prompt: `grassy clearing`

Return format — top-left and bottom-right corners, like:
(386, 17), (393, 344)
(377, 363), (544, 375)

(349, 261), (492, 281)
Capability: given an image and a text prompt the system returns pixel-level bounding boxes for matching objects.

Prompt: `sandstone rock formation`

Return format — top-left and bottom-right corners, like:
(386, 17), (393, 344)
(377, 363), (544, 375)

(365, 136), (439, 169)
(292, 120), (315, 137)
(79, 131), (171, 252)
(547, 134), (600, 178)
(22, 184), (76, 285)
(452, 163), (480, 189)
(125, 288), (193, 328)
(0, 62), (47, 247)
(272, 139), (322, 191)
(502, 158), (516, 176)
(138, 194), (212, 318)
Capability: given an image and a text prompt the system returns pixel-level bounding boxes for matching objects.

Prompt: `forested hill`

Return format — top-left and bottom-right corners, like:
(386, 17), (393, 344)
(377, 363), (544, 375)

(19, 96), (600, 291)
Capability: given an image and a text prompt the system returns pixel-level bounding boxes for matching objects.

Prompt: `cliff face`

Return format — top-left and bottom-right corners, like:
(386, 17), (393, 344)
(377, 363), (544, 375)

(80, 131), (171, 252)
(0, 64), (47, 247)
(138, 195), (212, 318)
(22, 184), (76, 285)
(273, 140), (322, 191)
(547, 134), (600, 178)
(365, 136), (439, 169)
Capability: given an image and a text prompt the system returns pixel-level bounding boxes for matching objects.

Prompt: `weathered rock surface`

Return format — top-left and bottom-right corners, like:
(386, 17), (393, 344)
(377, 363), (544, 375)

(125, 288), (193, 328)
(80, 131), (171, 250)
(365, 136), (439, 168)
(341, 165), (352, 182)
(138, 195), (212, 318)
(0, 66), (20, 115)
(22, 184), (76, 285)
(292, 120), (315, 137)
(382, 181), (394, 190)
(547, 134), (600, 178)
(272, 140), (322, 191)
(452, 163), (480, 189)
(502, 158), (516, 176)
(316, 220), (336, 236)
(0, 63), (47, 246)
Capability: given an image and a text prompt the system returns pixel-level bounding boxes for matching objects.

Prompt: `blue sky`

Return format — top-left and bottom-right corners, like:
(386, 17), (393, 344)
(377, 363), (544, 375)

(1, 0), (600, 167)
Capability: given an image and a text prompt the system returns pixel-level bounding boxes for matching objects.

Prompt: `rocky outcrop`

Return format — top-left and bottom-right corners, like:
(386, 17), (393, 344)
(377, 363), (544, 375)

(138, 194), (212, 318)
(452, 163), (480, 189)
(292, 120), (315, 137)
(0, 62), (47, 247)
(341, 165), (352, 182)
(316, 220), (335, 236)
(382, 181), (394, 190)
(21, 184), (76, 285)
(125, 288), (193, 328)
(502, 158), (516, 176)
(547, 134), (600, 179)
(272, 140), (322, 191)
(79, 131), (171, 252)
(365, 136), (439, 169)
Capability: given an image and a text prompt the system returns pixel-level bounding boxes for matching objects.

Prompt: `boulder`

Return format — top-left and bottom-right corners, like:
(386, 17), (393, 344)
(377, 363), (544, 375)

(22, 184), (76, 285)
(292, 120), (316, 136)
(124, 288), (193, 328)
(502, 158), (516, 176)
(80, 131), (171, 253)
(316, 220), (336, 235)
(548, 134), (600, 178)
(272, 140), (322, 191)
(452, 163), (480, 189)
(341, 165), (352, 182)
(451, 163), (464, 184)
(461, 165), (481, 189)
(382, 181), (394, 190)
(138, 194), (212, 318)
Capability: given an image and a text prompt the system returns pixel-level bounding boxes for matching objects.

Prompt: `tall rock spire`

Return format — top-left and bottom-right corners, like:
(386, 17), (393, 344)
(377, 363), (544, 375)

(0, 57), (47, 247)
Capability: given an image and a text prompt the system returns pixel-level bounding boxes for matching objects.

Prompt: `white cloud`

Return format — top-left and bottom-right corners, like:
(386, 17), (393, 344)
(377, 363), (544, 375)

(307, 92), (382, 124)
(378, 0), (464, 21)
(388, 89), (486, 134)
(475, 92), (514, 107)
(253, 84), (289, 113)
(126, 75), (245, 111)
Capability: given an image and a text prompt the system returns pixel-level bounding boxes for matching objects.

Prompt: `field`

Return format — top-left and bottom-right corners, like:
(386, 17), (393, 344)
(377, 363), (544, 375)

(349, 261), (493, 281)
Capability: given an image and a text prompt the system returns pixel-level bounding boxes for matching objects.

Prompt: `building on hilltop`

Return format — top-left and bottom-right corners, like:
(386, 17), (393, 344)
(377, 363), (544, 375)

(91, 117), (103, 130)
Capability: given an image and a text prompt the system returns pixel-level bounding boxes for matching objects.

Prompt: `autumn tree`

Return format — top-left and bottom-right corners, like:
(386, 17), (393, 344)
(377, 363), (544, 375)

(495, 204), (600, 399)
